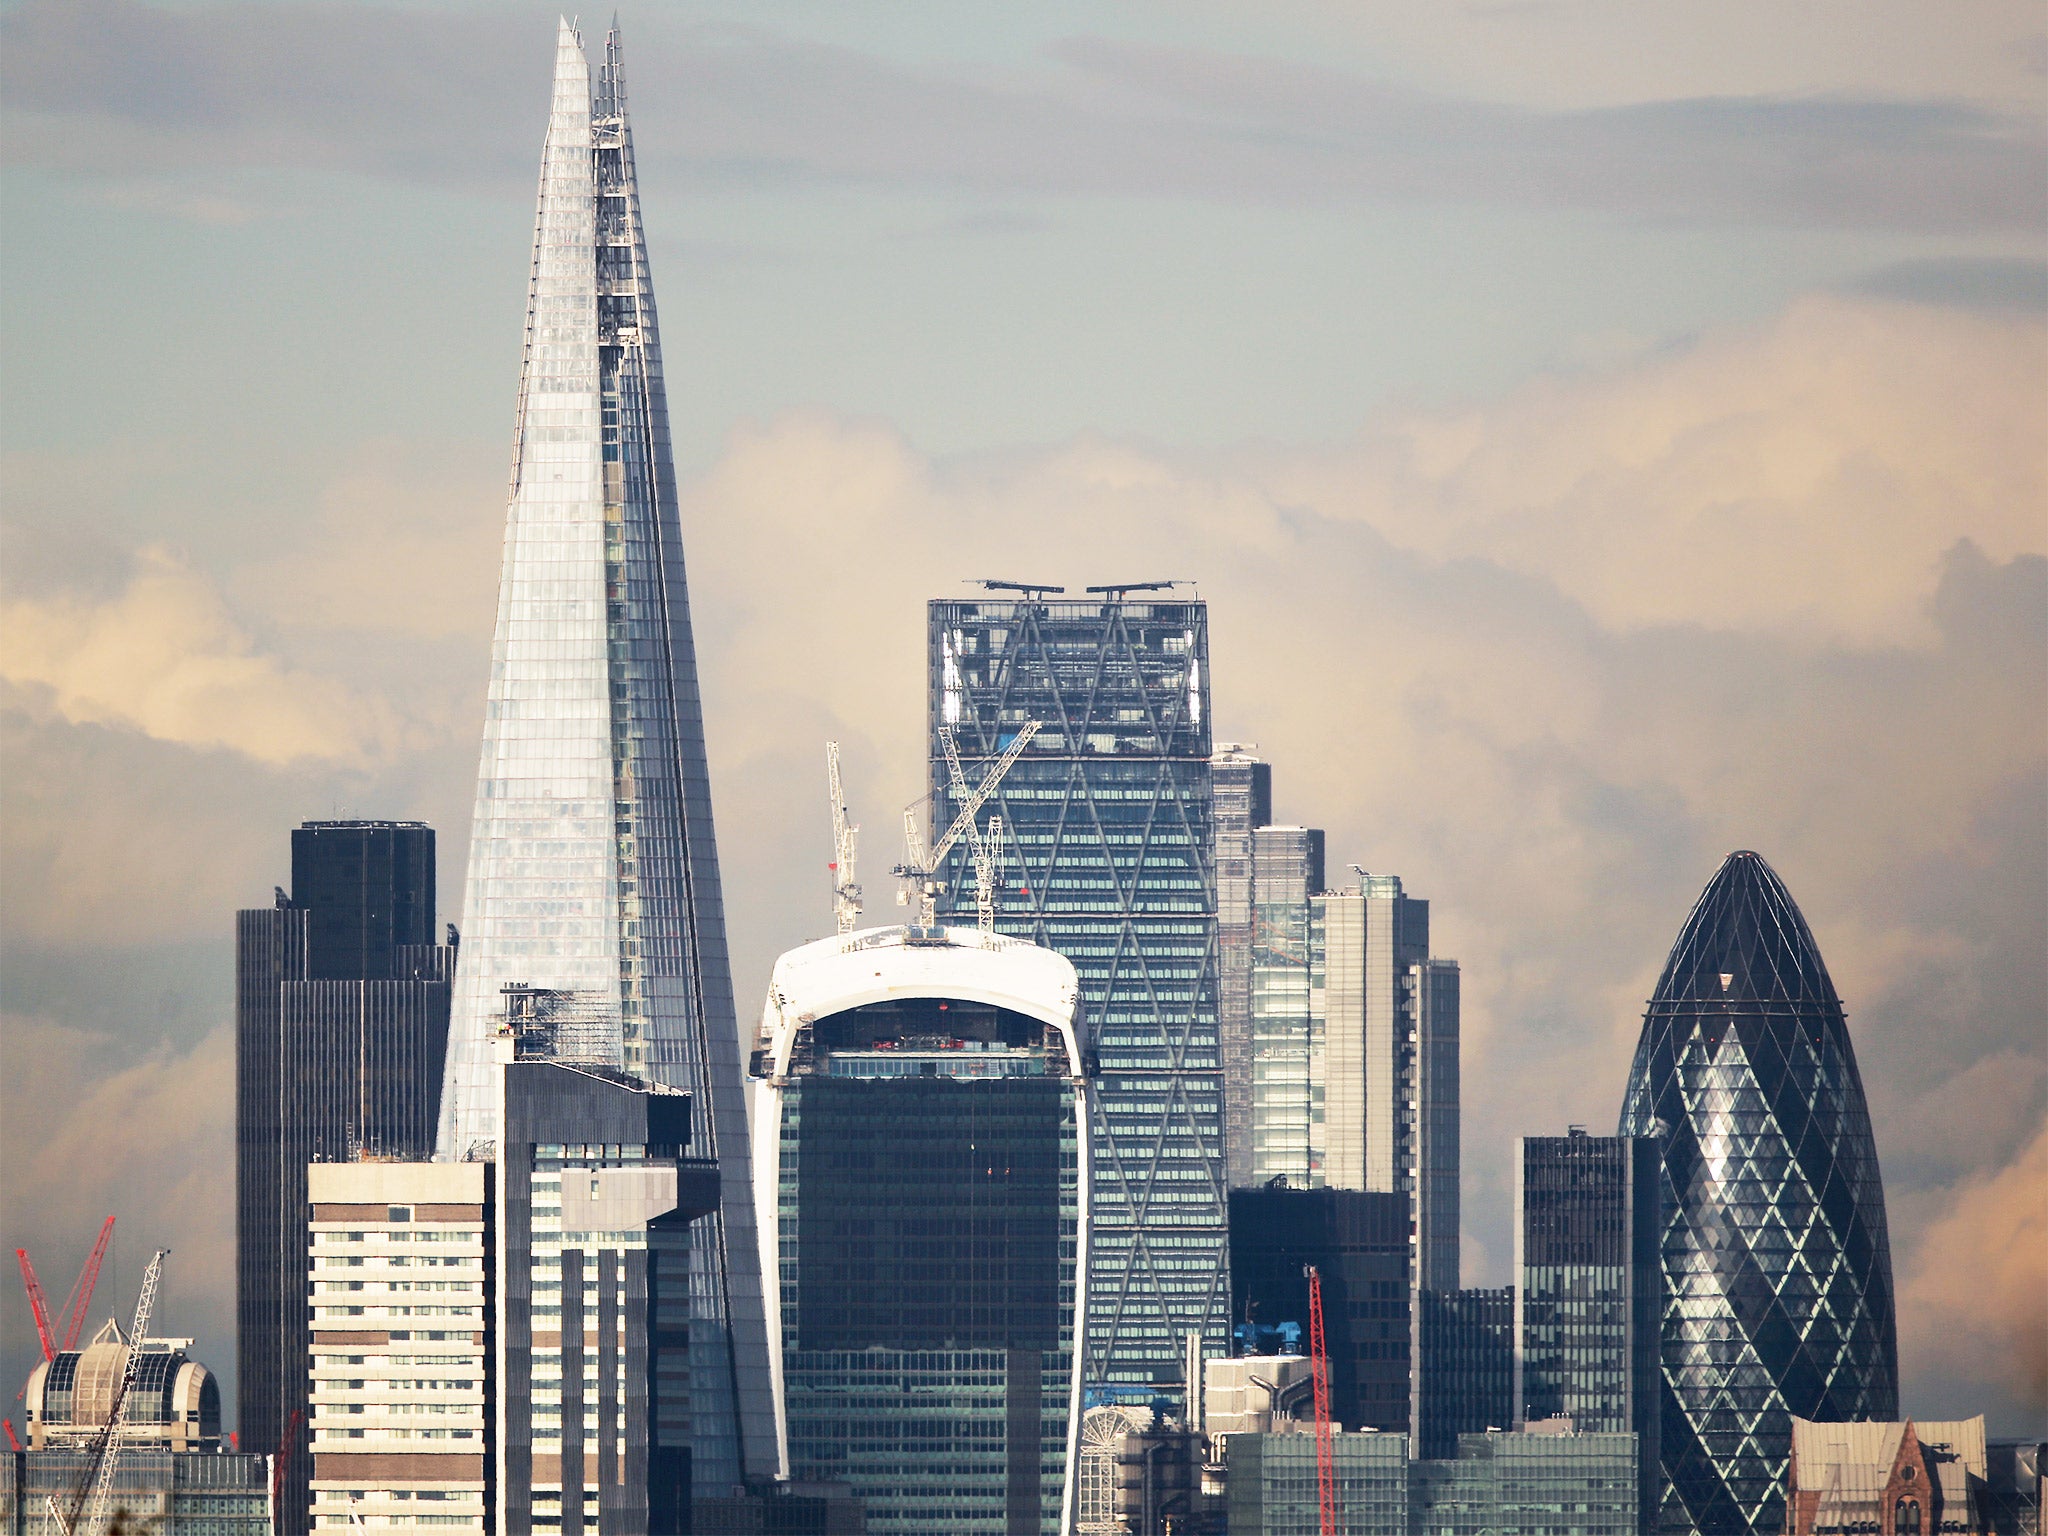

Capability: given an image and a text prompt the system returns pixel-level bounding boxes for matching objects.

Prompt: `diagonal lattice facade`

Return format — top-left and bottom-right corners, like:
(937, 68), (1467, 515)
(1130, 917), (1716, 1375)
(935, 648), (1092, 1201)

(1620, 851), (1898, 1536)
(434, 21), (774, 1487)
(929, 597), (1230, 1401)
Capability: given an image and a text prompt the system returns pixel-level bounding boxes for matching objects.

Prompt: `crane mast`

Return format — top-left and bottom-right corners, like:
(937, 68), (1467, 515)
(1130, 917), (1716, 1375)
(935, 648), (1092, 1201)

(18, 1218), (121, 1364)
(824, 741), (862, 935)
(1307, 1263), (1338, 1536)
(51, 1247), (168, 1536)
(939, 728), (1004, 933)
(894, 721), (1040, 928)
(272, 1409), (305, 1526)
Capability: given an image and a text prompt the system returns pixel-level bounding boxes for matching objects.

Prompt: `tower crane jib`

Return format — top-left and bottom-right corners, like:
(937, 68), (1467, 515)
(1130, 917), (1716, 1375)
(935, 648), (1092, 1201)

(894, 721), (1041, 929)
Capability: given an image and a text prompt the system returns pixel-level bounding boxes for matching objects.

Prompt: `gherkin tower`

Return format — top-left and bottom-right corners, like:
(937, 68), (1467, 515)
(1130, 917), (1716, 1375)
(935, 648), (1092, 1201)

(435, 20), (775, 1485)
(1620, 851), (1898, 1535)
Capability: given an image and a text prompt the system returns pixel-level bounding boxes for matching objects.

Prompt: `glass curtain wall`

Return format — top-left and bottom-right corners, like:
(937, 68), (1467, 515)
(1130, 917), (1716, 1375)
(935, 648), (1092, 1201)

(928, 597), (1228, 1403)
(433, 21), (774, 1486)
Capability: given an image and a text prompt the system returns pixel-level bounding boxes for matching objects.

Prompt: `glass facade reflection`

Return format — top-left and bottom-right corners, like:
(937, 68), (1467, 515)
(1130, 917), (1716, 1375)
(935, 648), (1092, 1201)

(433, 20), (773, 1487)
(1213, 747), (1272, 1191)
(1514, 1131), (1662, 1526)
(755, 927), (1091, 1531)
(1249, 827), (1324, 1187)
(928, 597), (1227, 1402)
(1620, 851), (1899, 1535)
(1412, 1286), (1515, 1458)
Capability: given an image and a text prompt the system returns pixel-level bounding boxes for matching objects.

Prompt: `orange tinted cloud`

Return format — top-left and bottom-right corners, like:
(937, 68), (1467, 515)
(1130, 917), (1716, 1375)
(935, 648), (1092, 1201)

(1896, 1121), (2048, 1417)
(0, 548), (403, 766)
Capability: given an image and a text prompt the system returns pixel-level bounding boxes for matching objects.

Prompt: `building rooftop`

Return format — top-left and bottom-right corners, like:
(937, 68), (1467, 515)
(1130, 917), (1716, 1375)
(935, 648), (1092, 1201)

(757, 923), (1084, 1081)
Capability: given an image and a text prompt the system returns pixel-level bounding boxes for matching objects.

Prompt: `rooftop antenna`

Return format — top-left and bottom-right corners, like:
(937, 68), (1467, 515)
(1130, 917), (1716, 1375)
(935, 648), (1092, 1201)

(1084, 579), (1187, 599)
(973, 578), (1065, 599)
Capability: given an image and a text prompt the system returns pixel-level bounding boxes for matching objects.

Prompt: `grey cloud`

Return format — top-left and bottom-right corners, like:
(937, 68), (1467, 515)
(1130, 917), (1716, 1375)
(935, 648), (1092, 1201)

(1846, 256), (2048, 312)
(1052, 36), (2046, 230)
(3, 1), (2042, 231)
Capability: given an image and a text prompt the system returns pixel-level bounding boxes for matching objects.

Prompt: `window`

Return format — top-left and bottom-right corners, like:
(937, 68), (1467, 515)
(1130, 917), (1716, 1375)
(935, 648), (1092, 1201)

(1896, 1499), (1921, 1535)
(389, 1205), (413, 1222)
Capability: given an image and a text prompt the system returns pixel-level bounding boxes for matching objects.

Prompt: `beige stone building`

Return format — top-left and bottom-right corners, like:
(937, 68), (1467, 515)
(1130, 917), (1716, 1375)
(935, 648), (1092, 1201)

(306, 1160), (491, 1532)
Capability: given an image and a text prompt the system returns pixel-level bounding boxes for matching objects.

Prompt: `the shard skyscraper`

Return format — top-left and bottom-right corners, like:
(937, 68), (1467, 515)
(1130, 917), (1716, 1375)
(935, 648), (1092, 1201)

(436, 20), (775, 1487)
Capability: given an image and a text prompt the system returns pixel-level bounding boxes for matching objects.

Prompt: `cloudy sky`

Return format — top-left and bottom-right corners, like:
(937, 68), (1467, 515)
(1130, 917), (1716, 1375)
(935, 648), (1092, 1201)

(1, 0), (2043, 1436)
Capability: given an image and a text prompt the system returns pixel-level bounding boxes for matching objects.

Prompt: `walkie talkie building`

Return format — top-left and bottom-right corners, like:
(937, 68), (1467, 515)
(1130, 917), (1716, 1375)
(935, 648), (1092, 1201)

(1620, 851), (1898, 1536)
(433, 20), (774, 1489)
(754, 925), (1093, 1531)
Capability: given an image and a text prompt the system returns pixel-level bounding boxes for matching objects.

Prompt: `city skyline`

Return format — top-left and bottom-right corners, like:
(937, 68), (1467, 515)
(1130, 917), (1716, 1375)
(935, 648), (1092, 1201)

(1, 0), (2042, 1452)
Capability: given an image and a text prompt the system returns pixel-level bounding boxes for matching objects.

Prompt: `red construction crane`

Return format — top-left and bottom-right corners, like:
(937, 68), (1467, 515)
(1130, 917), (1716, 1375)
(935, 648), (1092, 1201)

(15, 1217), (118, 1365)
(273, 1408), (305, 1513)
(14, 1251), (56, 1362)
(3, 1418), (20, 1453)
(56, 1218), (116, 1353)
(1307, 1264), (1337, 1536)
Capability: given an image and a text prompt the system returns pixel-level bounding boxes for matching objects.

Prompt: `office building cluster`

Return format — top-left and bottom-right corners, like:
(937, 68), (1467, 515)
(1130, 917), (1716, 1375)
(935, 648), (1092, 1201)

(9, 18), (2039, 1536)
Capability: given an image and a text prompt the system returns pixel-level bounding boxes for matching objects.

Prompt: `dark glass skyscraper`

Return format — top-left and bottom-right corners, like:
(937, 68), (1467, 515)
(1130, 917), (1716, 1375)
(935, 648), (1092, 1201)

(1412, 1286), (1514, 1458)
(1228, 1187), (1412, 1434)
(434, 20), (773, 1485)
(929, 593), (1227, 1402)
(1514, 1130), (1661, 1524)
(236, 819), (452, 1536)
(1620, 850), (1898, 1536)
(755, 925), (1091, 1531)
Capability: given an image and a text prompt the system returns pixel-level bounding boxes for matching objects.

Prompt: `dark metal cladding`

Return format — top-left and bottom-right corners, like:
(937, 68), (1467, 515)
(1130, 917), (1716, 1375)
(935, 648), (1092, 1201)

(1620, 851), (1899, 1536)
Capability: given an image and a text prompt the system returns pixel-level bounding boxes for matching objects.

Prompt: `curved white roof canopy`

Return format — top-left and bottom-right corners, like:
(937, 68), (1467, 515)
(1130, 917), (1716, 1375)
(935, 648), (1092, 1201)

(757, 925), (1085, 1081)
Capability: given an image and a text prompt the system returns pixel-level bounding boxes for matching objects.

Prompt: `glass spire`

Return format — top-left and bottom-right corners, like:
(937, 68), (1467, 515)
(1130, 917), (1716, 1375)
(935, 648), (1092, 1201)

(435, 18), (775, 1486)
